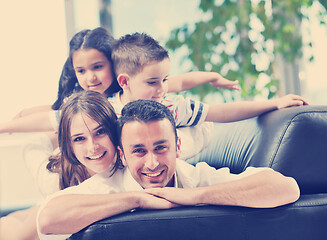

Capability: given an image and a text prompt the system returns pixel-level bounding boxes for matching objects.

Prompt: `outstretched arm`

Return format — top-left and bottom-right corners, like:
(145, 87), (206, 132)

(12, 105), (52, 119)
(38, 191), (177, 235)
(205, 94), (309, 123)
(145, 169), (300, 208)
(0, 205), (40, 240)
(167, 71), (240, 93)
(0, 111), (55, 134)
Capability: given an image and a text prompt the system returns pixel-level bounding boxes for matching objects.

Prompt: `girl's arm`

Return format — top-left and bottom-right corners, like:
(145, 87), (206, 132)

(205, 94), (309, 123)
(12, 105), (53, 119)
(167, 71), (240, 93)
(0, 111), (56, 134)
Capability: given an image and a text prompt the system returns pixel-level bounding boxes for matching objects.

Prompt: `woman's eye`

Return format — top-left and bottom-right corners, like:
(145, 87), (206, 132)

(96, 128), (106, 135)
(73, 136), (85, 142)
(163, 78), (168, 82)
(76, 69), (85, 74)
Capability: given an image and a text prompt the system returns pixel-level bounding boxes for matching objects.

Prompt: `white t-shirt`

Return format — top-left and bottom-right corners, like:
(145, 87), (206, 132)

(23, 133), (60, 197)
(37, 159), (270, 240)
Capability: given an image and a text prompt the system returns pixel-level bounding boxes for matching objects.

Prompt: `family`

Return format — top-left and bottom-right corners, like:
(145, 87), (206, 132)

(0, 27), (308, 240)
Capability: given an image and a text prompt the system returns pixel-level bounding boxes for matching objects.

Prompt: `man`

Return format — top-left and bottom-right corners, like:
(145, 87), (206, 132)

(37, 100), (300, 240)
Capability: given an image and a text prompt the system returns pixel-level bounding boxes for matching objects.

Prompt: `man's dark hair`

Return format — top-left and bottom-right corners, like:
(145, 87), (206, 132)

(117, 100), (177, 149)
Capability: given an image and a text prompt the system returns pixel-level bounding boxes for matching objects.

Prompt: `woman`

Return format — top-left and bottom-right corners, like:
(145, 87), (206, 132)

(0, 90), (122, 240)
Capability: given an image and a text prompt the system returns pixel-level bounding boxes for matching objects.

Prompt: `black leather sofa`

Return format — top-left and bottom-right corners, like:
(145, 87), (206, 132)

(70, 105), (327, 240)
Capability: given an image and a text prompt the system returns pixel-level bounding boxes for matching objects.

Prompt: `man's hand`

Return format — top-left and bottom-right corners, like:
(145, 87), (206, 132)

(137, 191), (180, 209)
(144, 187), (202, 206)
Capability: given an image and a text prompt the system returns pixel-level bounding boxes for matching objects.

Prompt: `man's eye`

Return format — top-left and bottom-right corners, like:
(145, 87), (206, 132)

(133, 148), (146, 154)
(155, 145), (167, 152)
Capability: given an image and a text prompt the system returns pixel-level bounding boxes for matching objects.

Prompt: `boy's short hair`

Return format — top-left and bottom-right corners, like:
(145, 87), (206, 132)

(112, 32), (169, 77)
(117, 99), (178, 149)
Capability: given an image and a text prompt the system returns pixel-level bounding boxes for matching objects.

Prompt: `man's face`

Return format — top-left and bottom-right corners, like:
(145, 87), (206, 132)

(124, 58), (170, 103)
(119, 119), (180, 189)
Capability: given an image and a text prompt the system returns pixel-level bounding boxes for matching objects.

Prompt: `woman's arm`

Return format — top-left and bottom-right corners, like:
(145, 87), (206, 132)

(167, 71), (240, 93)
(0, 206), (40, 240)
(38, 191), (176, 235)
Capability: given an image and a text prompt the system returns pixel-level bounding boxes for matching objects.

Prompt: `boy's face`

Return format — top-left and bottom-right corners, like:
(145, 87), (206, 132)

(118, 118), (181, 189)
(123, 58), (170, 103)
(73, 49), (114, 94)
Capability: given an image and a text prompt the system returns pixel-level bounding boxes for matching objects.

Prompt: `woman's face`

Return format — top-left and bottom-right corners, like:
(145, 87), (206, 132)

(70, 112), (116, 176)
(72, 49), (114, 94)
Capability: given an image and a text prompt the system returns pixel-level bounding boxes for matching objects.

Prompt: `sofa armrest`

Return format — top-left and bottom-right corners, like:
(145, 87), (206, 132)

(248, 105), (327, 194)
(70, 194), (327, 240)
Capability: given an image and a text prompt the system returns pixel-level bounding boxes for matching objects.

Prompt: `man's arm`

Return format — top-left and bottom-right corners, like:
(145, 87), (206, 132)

(205, 94), (309, 123)
(0, 111), (55, 134)
(145, 169), (300, 208)
(38, 191), (177, 235)
(167, 71), (240, 93)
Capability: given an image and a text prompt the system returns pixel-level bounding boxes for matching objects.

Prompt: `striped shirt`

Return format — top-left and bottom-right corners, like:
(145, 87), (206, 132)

(107, 92), (209, 127)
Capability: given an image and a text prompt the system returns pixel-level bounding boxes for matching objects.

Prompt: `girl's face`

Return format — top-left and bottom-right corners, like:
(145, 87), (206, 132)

(73, 49), (114, 94)
(70, 112), (116, 176)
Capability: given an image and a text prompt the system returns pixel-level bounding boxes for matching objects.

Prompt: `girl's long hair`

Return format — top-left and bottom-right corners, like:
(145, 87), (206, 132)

(47, 90), (122, 189)
(52, 27), (121, 110)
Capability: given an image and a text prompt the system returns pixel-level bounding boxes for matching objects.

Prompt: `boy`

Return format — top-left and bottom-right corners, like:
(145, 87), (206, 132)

(37, 99), (300, 240)
(107, 32), (308, 160)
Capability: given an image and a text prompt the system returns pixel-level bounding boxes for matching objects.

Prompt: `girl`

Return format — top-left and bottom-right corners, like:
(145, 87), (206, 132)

(11, 27), (239, 119)
(0, 90), (122, 240)
(13, 27), (120, 118)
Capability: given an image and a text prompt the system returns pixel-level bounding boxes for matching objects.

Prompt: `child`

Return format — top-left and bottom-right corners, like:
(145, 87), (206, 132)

(12, 27), (119, 119)
(12, 27), (239, 119)
(107, 32), (308, 165)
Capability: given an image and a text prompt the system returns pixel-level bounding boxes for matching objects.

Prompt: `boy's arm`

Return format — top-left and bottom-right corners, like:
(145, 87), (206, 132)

(38, 192), (177, 235)
(145, 169), (300, 208)
(0, 111), (55, 134)
(12, 105), (52, 119)
(167, 71), (240, 93)
(205, 94), (309, 123)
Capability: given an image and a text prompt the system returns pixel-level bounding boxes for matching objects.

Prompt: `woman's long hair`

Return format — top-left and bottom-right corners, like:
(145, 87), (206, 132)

(47, 90), (122, 189)
(52, 27), (122, 110)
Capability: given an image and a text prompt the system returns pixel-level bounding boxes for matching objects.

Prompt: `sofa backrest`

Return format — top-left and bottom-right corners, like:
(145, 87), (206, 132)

(248, 105), (327, 194)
